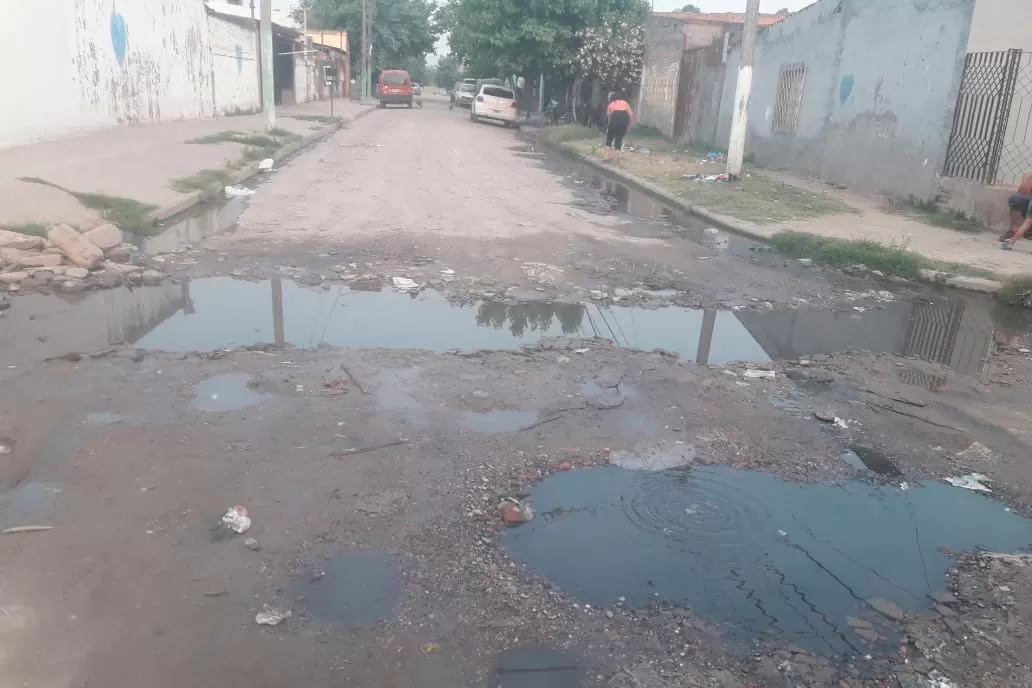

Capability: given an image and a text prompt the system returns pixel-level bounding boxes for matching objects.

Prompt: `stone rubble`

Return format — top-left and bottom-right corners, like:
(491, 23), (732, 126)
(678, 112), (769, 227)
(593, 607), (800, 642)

(0, 221), (167, 297)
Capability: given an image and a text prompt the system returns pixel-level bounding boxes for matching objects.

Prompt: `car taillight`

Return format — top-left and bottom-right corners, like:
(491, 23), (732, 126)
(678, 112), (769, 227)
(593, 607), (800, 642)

(476, 95), (484, 102)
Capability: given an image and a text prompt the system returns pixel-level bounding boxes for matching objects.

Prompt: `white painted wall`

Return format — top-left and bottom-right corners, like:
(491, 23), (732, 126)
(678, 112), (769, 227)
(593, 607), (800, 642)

(968, 0), (1032, 52)
(209, 14), (261, 114)
(0, 0), (261, 148)
(294, 52), (315, 104)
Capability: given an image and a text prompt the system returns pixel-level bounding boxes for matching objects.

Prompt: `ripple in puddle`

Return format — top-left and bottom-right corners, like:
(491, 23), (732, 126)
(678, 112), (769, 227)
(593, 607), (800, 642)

(190, 374), (271, 412)
(503, 465), (1032, 655)
(290, 551), (401, 627)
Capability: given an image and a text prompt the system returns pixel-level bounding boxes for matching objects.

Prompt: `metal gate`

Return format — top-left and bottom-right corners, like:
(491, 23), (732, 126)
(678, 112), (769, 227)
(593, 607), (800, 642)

(942, 50), (1021, 184)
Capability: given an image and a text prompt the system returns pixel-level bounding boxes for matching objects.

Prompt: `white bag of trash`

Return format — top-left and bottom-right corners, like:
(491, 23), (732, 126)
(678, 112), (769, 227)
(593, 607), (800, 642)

(258, 158), (275, 171)
(224, 185), (256, 198)
(944, 473), (992, 492)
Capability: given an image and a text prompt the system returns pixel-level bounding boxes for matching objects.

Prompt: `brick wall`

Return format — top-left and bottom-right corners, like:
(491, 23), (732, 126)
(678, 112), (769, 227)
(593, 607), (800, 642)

(639, 16), (688, 137)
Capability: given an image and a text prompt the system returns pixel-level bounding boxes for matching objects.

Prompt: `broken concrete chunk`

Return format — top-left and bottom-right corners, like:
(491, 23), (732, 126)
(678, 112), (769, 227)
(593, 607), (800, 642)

(141, 269), (164, 286)
(0, 272), (28, 284)
(81, 223), (124, 251)
(47, 223), (103, 269)
(866, 597), (904, 621)
(64, 267), (89, 280)
(0, 230), (45, 252)
(0, 248), (64, 268)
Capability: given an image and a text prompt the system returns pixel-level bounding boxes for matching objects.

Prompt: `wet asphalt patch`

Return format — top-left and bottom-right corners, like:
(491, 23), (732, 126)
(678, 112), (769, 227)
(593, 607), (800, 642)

(288, 551), (401, 627)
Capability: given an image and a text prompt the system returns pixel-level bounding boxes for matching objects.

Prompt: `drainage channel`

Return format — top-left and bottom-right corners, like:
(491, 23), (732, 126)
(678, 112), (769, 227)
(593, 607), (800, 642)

(3, 277), (1029, 375)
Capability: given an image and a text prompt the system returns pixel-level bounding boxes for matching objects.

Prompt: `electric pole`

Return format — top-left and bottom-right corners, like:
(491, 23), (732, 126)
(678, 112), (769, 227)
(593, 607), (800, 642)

(726, 0), (759, 178)
(260, 0), (276, 130)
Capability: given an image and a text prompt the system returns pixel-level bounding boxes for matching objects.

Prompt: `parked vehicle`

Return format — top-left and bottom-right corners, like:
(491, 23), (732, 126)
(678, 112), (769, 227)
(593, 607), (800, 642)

(377, 70), (413, 108)
(470, 84), (519, 128)
(452, 82), (476, 109)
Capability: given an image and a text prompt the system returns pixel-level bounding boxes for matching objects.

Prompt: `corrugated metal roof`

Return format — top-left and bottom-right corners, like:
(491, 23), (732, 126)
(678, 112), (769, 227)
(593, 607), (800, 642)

(653, 11), (785, 26)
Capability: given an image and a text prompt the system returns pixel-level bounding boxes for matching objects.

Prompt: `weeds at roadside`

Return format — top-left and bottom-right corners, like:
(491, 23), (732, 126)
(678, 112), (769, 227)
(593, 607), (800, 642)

(769, 231), (924, 279)
(171, 168), (234, 194)
(0, 223), (48, 237)
(887, 197), (986, 233)
(541, 125), (597, 144)
(284, 114), (340, 124)
(999, 275), (1032, 308)
(16, 177), (157, 233)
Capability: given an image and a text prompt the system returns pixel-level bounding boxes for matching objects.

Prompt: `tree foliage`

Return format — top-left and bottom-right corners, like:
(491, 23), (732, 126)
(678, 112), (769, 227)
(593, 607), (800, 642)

(295, 0), (440, 72)
(444, 0), (645, 79)
(573, 1), (647, 92)
(432, 55), (462, 87)
(680, 3), (700, 11)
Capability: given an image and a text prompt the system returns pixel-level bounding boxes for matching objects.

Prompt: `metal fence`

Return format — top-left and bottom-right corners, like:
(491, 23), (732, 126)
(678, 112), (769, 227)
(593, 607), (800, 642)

(943, 50), (1032, 186)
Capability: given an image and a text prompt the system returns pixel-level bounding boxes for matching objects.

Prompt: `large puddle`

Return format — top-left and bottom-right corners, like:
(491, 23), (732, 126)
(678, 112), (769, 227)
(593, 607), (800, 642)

(3, 276), (1025, 377)
(503, 465), (1032, 656)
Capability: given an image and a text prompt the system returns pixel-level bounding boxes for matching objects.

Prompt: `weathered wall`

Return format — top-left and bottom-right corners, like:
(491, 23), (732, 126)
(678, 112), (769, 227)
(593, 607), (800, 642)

(639, 15), (689, 137)
(209, 12), (261, 115)
(0, 0), (261, 148)
(714, 0), (975, 200)
(679, 40), (728, 146)
(967, 0), (1032, 52)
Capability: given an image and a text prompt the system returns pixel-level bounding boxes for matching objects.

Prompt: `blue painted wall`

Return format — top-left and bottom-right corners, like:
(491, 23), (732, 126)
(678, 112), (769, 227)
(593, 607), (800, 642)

(714, 0), (975, 200)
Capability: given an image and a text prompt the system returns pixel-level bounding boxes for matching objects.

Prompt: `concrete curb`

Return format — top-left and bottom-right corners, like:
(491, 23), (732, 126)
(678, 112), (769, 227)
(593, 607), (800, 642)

(538, 137), (1007, 296)
(149, 105), (376, 224)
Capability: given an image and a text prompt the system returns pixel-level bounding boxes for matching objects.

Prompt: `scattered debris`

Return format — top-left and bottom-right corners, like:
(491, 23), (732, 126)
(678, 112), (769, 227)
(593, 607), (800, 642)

(254, 604), (292, 626)
(221, 505), (252, 534)
(944, 473), (992, 492)
(258, 158), (275, 171)
(419, 642), (441, 656)
(244, 537), (262, 551)
(332, 439), (407, 457)
(813, 407), (837, 423)
(224, 185), (256, 198)
(743, 369), (775, 379)
(833, 417), (849, 429)
(866, 597), (905, 621)
(391, 276), (419, 292)
(2, 525), (53, 535)
(0, 437), (12, 455)
(956, 441), (999, 464)
(498, 498), (533, 526)
(797, 258), (813, 266)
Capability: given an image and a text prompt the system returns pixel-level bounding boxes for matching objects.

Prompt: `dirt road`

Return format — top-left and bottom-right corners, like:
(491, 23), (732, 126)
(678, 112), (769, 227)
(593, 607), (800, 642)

(4, 101), (1032, 688)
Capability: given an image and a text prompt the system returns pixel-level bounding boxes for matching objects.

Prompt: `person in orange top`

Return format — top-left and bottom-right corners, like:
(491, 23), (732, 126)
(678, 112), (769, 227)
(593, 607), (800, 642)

(604, 92), (635, 162)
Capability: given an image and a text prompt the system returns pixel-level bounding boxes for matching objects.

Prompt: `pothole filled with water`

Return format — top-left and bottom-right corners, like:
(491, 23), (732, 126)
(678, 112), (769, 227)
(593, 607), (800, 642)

(288, 551), (401, 627)
(502, 465), (1032, 656)
(190, 374), (271, 412)
(4, 277), (1024, 377)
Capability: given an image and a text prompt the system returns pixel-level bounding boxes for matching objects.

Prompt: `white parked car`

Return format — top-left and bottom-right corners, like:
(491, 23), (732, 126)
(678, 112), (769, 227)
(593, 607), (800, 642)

(470, 85), (519, 128)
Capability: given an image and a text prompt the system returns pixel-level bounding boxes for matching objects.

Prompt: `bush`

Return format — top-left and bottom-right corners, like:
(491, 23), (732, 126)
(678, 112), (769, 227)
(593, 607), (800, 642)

(769, 231), (923, 280)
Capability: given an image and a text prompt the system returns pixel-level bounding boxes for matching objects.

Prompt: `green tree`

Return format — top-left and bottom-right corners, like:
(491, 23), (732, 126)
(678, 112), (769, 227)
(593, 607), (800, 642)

(296, 0), (440, 74)
(444, 0), (644, 79)
(680, 3), (700, 11)
(433, 55), (462, 87)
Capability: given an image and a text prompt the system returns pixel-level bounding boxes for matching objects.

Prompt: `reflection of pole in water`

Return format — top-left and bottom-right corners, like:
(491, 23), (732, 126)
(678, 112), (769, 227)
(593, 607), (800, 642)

(271, 279), (285, 346)
(696, 310), (716, 365)
(182, 281), (195, 315)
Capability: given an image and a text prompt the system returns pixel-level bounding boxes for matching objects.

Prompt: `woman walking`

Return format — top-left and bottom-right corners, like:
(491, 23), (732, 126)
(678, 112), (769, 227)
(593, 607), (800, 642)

(604, 92), (634, 163)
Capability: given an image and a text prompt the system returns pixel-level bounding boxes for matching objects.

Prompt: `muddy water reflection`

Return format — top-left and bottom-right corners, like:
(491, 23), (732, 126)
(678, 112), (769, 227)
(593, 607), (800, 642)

(504, 466), (1032, 655)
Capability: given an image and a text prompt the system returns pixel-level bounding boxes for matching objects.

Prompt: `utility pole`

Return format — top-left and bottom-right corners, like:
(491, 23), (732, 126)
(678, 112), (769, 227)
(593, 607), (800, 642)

(726, 0), (759, 178)
(260, 0), (276, 130)
(361, 0), (369, 99)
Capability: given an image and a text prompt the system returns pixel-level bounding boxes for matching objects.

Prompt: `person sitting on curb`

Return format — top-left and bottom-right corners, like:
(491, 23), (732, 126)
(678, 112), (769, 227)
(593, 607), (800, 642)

(1000, 173), (1032, 249)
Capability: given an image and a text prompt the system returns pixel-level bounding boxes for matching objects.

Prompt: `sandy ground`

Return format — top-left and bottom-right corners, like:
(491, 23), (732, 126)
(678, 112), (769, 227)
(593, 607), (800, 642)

(3, 100), (1032, 688)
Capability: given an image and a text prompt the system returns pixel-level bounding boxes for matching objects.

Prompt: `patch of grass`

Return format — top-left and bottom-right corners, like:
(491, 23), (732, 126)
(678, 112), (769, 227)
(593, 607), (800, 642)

(887, 197), (987, 233)
(999, 275), (1032, 308)
(188, 130), (299, 147)
(242, 145), (280, 161)
(541, 124), (598, 144)
(187, 130), (243, 144)
(769, 231), (924, 279)
(70, 192), (158, 233)
(925, 260), (997, 280)
(285, 114), (340, 124)
(0, 223), (48, 237)
(170, 168), (234, 194)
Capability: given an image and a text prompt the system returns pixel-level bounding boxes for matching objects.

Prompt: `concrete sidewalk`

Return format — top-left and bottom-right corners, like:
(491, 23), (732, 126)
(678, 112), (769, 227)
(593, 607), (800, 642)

(0, 99), (373, 229)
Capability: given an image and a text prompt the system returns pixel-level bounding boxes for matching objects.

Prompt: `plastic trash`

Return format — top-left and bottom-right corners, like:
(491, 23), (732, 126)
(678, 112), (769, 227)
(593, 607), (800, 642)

(638, 147), (650, 154)
(221, 505), (251, 534)
(704, 227), (720, 236)
(255, 604), (292, 626)
(258, 158), (274, 171)
(705, 152), (724, 160)
(224, 185), (255, 198)
(391, 276), (419, 292)
(743, 369), (775, 379)
(944, 473), (992, 492)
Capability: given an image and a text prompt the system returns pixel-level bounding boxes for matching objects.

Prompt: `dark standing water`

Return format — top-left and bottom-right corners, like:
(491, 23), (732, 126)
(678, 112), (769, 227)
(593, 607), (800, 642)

(489, 648), (582, 688)
(503, 465), (1032, 656)
(132, 196), (249, 254)
(289, 551), (401, 627)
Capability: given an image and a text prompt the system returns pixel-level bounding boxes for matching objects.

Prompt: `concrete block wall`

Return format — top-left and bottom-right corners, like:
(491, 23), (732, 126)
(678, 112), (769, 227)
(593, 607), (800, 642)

(714, 0), (976, 201)
(0, 0), (262, 148)
(209, 13), (262, 115)
(639, 16), (689, 137)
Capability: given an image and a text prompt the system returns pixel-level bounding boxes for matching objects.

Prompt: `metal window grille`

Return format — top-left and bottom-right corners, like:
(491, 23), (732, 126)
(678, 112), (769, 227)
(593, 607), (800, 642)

(772, 63), (806, 134)
(943, 50), (1023, 185)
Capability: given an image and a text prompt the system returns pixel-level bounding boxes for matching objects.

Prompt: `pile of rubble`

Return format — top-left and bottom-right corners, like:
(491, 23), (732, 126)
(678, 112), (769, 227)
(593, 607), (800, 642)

(0, 220), (165, 295)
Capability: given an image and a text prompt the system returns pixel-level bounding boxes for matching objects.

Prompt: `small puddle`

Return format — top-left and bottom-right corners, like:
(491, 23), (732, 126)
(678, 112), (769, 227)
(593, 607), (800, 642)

(290, 551), (401, 626)
(190, 374), (271, 412)
(130, 196), (249, 255)
(503, 465), (1032, 656)
(0, 481), (63, 529)
(490, 647), (582, 688)
(461, 410), (538, 433)
(5, 277), (1026, 378)
(841, 446), (901, 475)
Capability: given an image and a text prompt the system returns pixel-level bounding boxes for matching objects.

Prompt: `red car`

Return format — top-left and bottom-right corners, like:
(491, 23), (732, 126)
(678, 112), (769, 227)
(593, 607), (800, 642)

(377, 70), (413, 108)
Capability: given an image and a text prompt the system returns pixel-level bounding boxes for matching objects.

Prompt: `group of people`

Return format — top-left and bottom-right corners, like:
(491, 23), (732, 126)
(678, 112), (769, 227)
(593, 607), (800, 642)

(1001, 174), (1032, 250)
